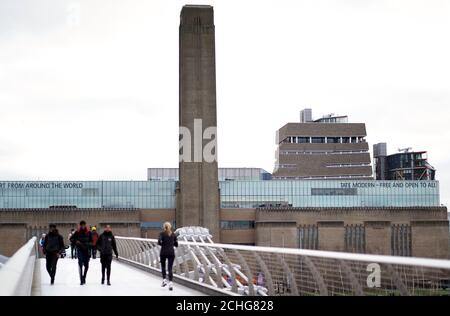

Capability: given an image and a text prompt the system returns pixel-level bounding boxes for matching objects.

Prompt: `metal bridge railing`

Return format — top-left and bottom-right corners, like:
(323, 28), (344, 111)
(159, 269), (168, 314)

(116, 227), (450, 296)
(0, 237), (38, 296)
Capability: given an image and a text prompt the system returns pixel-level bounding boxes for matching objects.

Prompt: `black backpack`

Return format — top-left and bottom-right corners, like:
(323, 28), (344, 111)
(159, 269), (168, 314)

(46, 234), (60, 253)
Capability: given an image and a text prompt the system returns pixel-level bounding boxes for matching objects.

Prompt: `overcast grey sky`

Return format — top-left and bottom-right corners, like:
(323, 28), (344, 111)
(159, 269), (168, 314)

(0, 0), (449, 205)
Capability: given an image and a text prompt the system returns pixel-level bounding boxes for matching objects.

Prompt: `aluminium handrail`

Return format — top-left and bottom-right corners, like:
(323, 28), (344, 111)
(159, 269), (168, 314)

(116, 236), (450, 270)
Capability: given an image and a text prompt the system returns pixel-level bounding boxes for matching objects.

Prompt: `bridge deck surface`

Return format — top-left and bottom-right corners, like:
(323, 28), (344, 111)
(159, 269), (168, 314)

(35, 258), (204, 296)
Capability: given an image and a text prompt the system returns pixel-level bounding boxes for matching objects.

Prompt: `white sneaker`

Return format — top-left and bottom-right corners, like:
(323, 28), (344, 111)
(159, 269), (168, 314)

(169, 281), (173, 291)
(161, 279), (168, 287)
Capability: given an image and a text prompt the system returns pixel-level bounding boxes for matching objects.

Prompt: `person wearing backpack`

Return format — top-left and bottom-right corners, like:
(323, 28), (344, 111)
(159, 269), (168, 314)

(42, 224), (65, 285)
(96, 225), (119, 286)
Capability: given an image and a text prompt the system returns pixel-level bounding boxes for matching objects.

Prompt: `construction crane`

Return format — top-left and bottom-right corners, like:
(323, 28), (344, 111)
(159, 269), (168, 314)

(398, 147), (412, 153)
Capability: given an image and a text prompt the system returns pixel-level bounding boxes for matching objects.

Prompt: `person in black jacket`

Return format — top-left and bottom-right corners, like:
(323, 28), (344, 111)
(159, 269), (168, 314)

(70, 220), (93, 285)
(42, 224), (65, 285)
(68, 228), (77, 259)
(158, 222), (178, 291)
(96, 225), (119, 286)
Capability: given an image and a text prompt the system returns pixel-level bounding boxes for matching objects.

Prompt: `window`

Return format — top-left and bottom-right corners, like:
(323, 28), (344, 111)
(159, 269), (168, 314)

(311, 137), (325, 143)
(140, 221), (164, 229)
(277, 164), (296, 169)
(342, 137), (350, 143)
(327, 137), (340, 143)
(345, 225), (365, 253)
(141, 221), (176, 229)
(298, 137), (310, 144)
(326, 163), (370, 168)
(391, 224), (412, 256)
(81, 188), (99, 196)
(351, 137), (357, 143)
(311, 188), (358, 196)
(220, 221), (255, 230)
(299, 225), (318, 250)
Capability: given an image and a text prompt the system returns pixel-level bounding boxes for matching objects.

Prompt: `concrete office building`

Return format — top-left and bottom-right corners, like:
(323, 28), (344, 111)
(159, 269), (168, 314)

(273, 110), (373, 180)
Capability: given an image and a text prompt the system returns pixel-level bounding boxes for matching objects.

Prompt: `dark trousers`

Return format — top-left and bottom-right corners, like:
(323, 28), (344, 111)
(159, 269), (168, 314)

(77, 250), (90, 280)
(160, 255), (175, 281)
(71, 245), (77, 259)
(91, 246), (97, 259)
(45, 253), (59, 280)
(101, 254), (113, 281)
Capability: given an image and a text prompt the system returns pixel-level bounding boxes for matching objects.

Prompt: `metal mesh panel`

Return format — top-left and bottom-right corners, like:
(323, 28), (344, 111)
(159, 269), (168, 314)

(115, 236), (450, 296)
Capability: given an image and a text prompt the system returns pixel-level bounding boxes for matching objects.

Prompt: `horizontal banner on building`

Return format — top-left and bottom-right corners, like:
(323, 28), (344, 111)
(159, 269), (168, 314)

(0, 182), (84, 189)
(340, 181), (437, 189)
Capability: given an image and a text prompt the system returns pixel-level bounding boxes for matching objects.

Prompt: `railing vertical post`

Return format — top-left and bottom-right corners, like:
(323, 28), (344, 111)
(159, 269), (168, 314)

(148, 242), (156, 268)
(152, 242), (161, 269)
(189, 249), (200, 281)
(174, 247), (182, 275)
(181, 245), (190, 278)
(218, 248), (239, 294)
(232, 249), (255, 296)
(254, 252), (275, 296)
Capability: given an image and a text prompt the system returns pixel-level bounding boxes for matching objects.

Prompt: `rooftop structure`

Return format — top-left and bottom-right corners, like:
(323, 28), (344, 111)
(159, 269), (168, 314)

(273, 109), (373, 180)
(147, 168), (271, 181)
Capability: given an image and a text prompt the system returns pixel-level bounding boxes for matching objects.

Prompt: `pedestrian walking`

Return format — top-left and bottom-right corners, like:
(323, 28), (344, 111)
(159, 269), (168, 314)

(68, 229), (77, 259)
(158, 222), (178, 291)
(70, 220), (93, 285)
(39, 233), (46, 257)
(42, 224), (65, 285)
(91, 226), (99, 259)
(96, 225), (119, 286)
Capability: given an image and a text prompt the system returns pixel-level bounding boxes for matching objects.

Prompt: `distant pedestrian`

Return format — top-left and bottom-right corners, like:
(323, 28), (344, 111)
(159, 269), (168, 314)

(70, 220), (93, 285)
(42, 224), (65, 285)
(91, 226), (99, 259)
(257, 272), (265, 286)
(96, 225), (119, 286)
(68, 229), (77, 259)
(39, 234), (46, 257)
(158, 222), (178, 291)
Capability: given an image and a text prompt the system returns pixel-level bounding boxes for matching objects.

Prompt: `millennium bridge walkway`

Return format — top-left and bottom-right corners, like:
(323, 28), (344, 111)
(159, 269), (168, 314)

(1, 227), (450, 296)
